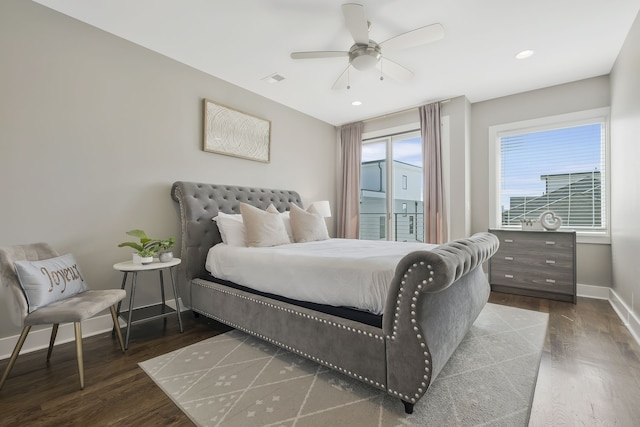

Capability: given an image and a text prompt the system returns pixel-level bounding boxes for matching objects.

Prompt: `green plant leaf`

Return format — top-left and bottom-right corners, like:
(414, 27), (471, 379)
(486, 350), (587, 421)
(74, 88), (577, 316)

(126, 229), (148, 239)
(138, 248), (156, 257)
(118, 242), (143, 252)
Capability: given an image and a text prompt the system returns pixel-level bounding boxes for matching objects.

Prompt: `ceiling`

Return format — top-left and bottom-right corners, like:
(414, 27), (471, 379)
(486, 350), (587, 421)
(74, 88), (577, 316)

(34, 0), (640, 126)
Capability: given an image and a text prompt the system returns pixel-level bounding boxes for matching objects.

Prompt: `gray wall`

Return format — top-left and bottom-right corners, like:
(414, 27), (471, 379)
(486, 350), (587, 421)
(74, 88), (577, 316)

(0, 1), (337, 339)
(470, 76), (613, 288)
(610, 13), (640, 321)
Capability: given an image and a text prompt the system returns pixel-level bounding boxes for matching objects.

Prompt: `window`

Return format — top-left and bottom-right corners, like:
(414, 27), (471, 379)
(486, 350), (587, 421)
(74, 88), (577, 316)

(359, 130), (423, 242)
(489, 108), (610, 242)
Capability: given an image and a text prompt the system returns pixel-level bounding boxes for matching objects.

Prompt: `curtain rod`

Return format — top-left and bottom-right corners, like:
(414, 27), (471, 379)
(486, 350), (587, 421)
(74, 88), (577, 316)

(361, 98), (450, 123)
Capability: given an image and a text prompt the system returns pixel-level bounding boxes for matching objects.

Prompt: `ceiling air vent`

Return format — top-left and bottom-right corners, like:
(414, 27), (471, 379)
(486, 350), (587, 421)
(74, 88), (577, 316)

(262, 73), (285, 84)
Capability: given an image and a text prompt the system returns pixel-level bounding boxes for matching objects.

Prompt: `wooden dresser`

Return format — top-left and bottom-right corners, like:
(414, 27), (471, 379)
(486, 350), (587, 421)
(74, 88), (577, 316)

(488, 229), (576, 303)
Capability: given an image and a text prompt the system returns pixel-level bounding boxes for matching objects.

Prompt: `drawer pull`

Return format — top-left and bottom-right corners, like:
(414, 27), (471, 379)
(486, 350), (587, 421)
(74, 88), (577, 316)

(545, 241), (556, 245)
(504, 239), (514, 243)
(545, 279), (556, 284)
(545, 260), (556, 264)
(504, 274), (514, 279)
(504, 256), (514, 261)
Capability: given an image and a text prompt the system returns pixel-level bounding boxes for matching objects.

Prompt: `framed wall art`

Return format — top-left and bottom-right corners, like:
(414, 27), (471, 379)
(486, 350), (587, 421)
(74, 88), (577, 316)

(203, 98), (271, 163)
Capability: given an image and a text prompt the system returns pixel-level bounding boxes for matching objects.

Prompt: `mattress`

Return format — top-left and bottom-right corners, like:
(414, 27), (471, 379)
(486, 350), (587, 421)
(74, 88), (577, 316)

(205, 238), (437, 315)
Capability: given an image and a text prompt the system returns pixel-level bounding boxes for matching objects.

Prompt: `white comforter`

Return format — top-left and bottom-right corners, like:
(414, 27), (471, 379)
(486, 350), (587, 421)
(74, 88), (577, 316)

(205, 238), (436, 315)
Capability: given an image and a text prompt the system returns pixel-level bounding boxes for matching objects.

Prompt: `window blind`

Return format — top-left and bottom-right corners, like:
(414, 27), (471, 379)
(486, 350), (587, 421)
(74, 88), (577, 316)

(499, 122), (606, 230)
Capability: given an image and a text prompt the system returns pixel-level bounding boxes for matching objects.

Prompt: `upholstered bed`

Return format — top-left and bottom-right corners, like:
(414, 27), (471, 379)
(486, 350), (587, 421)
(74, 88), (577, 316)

(171, 181), (499, 413)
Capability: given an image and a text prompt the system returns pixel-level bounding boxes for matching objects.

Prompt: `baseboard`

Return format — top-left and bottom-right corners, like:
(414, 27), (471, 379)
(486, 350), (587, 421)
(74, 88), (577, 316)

(577, 283), (611, 300)
(0, 298), (186, 361)
(609, 289), (640, 347)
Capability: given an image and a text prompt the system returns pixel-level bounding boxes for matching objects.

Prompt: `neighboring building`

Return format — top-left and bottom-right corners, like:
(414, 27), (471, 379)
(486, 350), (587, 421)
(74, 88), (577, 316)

(502, 171), (602, 227)
(359, 160), (424, 242)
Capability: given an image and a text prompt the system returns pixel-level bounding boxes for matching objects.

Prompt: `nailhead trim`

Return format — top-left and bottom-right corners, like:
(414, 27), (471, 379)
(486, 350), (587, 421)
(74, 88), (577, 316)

(192, 281), (387, 390)
(389, 260), (433, 403)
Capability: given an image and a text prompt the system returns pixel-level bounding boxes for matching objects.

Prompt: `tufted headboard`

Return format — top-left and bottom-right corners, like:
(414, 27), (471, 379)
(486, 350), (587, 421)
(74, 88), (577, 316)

(170, 181), (302, 308)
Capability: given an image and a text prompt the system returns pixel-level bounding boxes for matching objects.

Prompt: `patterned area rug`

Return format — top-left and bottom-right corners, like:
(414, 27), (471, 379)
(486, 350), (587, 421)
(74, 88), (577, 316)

(139, 303), (548, 427)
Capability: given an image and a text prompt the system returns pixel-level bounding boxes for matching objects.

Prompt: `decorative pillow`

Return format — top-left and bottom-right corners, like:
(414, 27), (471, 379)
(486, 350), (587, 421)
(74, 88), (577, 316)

(289, 203), (330, 243)
(266, 205), (294, 242)
(213, 212), (246, 246)
(240, 202), (291, 247)
(14, 253), (89, 313)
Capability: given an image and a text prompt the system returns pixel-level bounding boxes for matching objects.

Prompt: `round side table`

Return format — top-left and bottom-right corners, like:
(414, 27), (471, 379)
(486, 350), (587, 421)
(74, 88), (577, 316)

(113, 258), (184, 349)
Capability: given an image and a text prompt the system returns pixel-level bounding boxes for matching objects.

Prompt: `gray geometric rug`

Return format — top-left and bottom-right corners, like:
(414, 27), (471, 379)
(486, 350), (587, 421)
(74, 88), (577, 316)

(139, 303), (548, 427)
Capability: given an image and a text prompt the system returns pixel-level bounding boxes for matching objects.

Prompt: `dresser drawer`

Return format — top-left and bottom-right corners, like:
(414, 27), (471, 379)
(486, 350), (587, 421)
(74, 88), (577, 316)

(490, 264), (574, 292)
(491, 252), (574, 270)
(494, 232), (574, 252)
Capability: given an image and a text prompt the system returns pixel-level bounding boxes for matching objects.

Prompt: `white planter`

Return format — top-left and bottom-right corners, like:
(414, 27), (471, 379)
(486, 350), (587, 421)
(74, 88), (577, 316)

(140, 256), (154, 264)
(133, 253), (154, 264)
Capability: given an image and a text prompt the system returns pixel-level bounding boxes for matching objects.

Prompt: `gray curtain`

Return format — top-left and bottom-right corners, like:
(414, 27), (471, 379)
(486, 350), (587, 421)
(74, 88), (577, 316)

(338, 121), (363, 239)
(419, 102), (448, 244)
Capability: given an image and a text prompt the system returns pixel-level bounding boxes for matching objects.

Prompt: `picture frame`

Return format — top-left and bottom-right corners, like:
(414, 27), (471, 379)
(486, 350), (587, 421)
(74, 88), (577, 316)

(203, 98), (271, 163)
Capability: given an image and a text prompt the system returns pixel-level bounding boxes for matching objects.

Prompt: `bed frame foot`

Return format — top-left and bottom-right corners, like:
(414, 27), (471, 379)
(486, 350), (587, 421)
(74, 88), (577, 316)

(402, 400), (414, 414)
(192, 311), (200, 318)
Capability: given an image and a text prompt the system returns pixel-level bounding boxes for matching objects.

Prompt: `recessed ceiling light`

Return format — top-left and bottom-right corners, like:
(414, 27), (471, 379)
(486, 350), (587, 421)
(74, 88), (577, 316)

(515, 49), (535, 60)
(352, 101), (362, 106)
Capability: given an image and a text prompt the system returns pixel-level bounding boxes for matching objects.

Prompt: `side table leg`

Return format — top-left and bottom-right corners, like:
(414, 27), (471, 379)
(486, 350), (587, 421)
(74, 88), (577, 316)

(169, 266), (183, 332)
(125, 272), (138, 350)
(159, 270), (167, 326)
(159, 270), (166, 305)
(113, 272), (128, 337)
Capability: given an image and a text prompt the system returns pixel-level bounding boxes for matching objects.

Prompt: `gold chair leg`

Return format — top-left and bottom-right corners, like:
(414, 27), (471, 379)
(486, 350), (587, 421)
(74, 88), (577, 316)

(47, 324), (59, 362)
(110, 305), (125, 352)
(74, 322), (84, 390)
(0, 326), (31, 391)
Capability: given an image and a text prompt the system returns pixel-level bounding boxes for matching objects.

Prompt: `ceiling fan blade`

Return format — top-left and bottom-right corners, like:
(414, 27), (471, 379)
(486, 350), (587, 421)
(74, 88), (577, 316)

(376, 57), (414, 81)
(379, 23), (444, 52)
(342, 3), (369, 44)
(290, 51), (349, 60)
(332, 65), (351, 90)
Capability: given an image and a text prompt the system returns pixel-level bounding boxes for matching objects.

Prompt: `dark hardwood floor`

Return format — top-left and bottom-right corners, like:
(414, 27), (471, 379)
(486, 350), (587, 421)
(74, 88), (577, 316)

(1, 293), (639, 426)
(489, 292), (640, 426)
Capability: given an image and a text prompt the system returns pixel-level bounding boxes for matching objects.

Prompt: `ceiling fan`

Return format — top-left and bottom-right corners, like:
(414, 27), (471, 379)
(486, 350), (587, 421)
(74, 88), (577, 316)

(290, 3), (444, 89)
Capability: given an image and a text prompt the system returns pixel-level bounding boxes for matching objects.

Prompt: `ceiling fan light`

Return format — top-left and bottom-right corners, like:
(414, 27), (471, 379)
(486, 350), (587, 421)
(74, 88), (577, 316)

(349, 42), (382, 70)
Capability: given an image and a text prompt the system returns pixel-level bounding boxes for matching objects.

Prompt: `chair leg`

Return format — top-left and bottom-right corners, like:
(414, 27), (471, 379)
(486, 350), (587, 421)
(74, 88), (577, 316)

(47, 324), (59, 362)
(74, 322), (84, 390)
(110, 305), (126, 352)
(0, 326), (31, 391)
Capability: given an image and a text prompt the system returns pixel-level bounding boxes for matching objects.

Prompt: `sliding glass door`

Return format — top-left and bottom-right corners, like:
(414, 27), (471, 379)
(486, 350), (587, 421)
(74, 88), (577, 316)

(359, 131), (423, 242)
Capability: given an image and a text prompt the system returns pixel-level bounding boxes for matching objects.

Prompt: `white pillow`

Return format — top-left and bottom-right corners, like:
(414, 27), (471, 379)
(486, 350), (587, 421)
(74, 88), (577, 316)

(14, 253), (89, 313)
(289, 203), (330, 243)
(213, 212), (246, 246)
(240, 202), (291, 247)
(266, 205), (294, 242)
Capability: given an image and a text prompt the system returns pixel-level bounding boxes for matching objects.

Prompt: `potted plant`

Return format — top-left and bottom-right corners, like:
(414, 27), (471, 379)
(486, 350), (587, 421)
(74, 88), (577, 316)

(157, 237), (175, 262)
(118, 229), (174, 264)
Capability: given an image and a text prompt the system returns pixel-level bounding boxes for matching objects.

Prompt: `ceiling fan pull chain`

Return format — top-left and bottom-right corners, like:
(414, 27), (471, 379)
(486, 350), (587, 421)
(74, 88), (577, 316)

(380, 59), (384, 81)
(347, 66), (351, 90)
